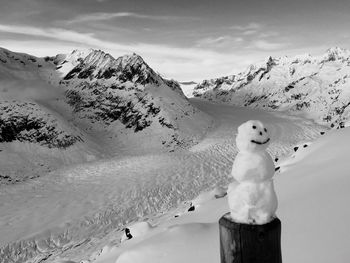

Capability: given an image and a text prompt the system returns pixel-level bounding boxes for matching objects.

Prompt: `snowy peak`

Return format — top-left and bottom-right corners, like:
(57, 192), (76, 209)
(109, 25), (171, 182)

(322, 46), (350, 62)
(82, 49), (115, 68)
(325, 46), (350, 57)
(114, 53), (164, 85)
(250, 47), (350, 67)
(55, 48), (92, 66)
(62, 49), (163, 85)
(117, 52), (145, 67)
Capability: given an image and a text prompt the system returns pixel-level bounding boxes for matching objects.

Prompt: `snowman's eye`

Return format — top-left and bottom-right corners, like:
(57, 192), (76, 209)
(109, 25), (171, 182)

(264, 128), (267, 132)
(252, 125), (256, 129)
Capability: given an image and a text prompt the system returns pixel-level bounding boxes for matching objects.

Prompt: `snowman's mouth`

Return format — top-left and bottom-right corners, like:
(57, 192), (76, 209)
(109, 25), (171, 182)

(251, 138), (270, 145)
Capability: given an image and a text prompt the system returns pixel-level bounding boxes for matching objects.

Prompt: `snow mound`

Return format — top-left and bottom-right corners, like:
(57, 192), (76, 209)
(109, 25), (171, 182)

(116, 223), (218, 263)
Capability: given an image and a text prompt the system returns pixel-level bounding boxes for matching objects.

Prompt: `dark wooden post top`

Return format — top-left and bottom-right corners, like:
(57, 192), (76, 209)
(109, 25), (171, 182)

(219, 212), (282, 263)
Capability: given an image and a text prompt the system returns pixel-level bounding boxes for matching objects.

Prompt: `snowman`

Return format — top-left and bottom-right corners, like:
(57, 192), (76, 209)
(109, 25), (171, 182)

(228, 120), (278, 224)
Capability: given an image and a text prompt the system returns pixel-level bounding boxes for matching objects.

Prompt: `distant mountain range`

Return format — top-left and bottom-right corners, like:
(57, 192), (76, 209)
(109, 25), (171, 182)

(0, 47), (211, 184)
(194, 47), (350, 128)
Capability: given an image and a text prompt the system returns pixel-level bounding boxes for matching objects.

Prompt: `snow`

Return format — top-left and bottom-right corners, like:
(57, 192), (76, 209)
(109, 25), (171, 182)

(278, 127), (350, 263)
(91, 126), (350, 263)
(179, 82), (197, 98)
(235, 120), (272, 154)
(228, 180), (277, 224)
(55, 48), (93, 76)
(116, 223), (218, 263)
(0, 98), (325, 262)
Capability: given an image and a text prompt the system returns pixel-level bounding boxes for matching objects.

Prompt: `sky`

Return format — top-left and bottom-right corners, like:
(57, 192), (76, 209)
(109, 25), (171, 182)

(1, 0), (350, 81)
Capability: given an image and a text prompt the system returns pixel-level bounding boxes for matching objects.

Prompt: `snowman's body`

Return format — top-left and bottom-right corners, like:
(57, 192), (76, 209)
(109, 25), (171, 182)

(232, 151), (275, 182)
(228, 120), (278, 224)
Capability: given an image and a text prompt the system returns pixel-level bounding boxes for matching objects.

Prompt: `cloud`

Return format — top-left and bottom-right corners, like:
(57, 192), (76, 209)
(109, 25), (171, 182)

(242, 30), (258, 36)
(249, 39), (287, 51)
(230, 22), (261, 31)
(65, 12), (198, 24)
(196, 35), (243, 48)
(0, 24), (252, 80)
(0, 24), (227, 60)
(0, 24), (99, 45)
(258, 31), (279, 38)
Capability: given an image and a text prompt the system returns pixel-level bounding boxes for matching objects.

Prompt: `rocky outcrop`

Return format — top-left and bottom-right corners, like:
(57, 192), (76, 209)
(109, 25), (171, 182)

(0, 101), (81, 148)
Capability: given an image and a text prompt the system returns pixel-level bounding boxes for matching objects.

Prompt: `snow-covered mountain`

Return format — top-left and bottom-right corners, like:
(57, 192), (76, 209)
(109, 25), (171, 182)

(0, 47), (211, 184)
(56, 49), (211, 153)
(194, 47), (350, 128)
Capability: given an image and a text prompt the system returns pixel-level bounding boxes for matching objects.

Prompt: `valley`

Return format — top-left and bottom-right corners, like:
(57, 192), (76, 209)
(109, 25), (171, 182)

(0, 98), (325, 262)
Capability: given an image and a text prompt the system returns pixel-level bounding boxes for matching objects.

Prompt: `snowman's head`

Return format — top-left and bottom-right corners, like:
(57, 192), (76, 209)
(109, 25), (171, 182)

(236, 120), (270, 152)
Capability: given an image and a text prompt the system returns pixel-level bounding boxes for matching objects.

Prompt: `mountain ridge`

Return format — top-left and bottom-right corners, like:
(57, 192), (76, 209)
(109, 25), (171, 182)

(194, 47), (350, 128)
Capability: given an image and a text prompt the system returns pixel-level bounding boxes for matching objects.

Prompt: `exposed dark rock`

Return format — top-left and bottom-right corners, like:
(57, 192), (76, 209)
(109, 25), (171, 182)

(65, 83), (161, 132)
(158, 117), (175, 129)
(284, 85), (294, 92)
(187, 205), (195, 212)
(78, 66), (96, 79)
(0, 102), (80, 148)
(124, 228), (133, 240)
(63, 65), (84, 80)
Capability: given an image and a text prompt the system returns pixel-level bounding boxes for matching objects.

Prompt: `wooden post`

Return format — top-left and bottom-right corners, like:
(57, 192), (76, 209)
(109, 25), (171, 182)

(219, 212), (282, 263)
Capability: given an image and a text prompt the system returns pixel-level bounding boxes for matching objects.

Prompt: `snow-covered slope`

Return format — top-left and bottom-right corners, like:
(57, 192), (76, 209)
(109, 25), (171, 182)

(0, 100), (325, 263)
(0, 47), (211, 183)
(194, 47), (350, 128)
(0, 47), (102, 183)
(0, 47), (55, 81)
(89, 125), (350, 263)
